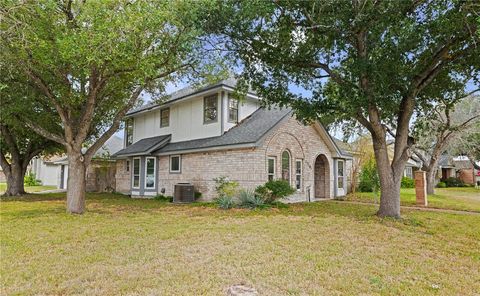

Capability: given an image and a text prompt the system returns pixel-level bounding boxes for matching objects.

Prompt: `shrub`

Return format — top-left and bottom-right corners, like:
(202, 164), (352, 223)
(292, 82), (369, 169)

(255, 180), (295, 203)
(401, 177), (415, 188)
(213, 176), (239, 198)
(358, 158), (379, 192)
(153, 194), (173, 202)
(215, 195), (235, 209)
(443, 177), (464, 187)
(238, 189), (265, 209)
(436, 181), (446, 188)
(194, 191), (202, 200)
(24, 172), (40, 186)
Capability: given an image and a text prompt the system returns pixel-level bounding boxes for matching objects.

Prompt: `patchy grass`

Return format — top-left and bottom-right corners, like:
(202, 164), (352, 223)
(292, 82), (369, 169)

(1, 193), (479, 295)
(347, 187), (480, 212)
(0, 183), (57, 194)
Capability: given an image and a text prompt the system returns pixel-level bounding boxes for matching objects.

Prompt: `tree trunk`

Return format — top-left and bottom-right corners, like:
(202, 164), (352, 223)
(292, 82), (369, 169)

(66, 151), (87, 214)
(371, 136), (402, 219)
(3, 164), (26, 196)
(426, 168), (437, 195)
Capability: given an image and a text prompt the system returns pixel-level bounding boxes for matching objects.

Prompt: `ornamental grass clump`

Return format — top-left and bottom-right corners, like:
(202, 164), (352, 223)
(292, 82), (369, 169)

(238, 189), (265, 209)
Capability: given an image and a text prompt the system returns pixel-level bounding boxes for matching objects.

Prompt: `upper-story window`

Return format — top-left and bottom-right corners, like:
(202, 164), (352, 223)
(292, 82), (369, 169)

(228, 96), (238, 123)
(125, 119), (134, 147)
(204, 94), (218, 124)
(160, 108), (170, 128)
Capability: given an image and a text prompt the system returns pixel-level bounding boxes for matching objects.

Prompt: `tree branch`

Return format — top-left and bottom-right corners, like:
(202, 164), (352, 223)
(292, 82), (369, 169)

(23, 119), (66, 146)
(0, 124), (20, 163)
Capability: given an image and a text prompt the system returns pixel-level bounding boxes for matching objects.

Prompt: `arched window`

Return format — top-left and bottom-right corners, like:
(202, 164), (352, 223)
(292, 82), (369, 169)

(282, 150), (290, 183)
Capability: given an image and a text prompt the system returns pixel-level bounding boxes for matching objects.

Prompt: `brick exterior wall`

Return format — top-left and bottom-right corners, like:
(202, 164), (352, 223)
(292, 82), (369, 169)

(85, 160), (117, 192)
(458, 168), (475, 185)
(116, 115), (346, 201)
(415, 170), (428, 206)
(115, 159), (131, 194)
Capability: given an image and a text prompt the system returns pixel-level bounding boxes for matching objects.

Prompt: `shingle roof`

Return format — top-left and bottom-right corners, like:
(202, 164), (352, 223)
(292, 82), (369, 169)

(126, 78), (254, 117)
(438, 154), (455, 167)
(155, 107), (292, 154)
(454, 160), (473, 170)
(112, 135), (171, 157)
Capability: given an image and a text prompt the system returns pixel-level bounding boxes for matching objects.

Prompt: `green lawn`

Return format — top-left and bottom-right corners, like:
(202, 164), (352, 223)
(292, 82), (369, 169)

(0, 183), (56, 194)
(347, 187), (480, 212)
(1, 193), (479, 295)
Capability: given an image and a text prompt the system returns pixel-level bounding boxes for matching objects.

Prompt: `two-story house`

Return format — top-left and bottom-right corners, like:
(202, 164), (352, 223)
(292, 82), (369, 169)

(112, 79), (352, 201)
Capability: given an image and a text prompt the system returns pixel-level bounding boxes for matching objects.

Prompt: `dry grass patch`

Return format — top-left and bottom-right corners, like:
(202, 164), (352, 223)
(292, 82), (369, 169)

(1, 193), (479, 295)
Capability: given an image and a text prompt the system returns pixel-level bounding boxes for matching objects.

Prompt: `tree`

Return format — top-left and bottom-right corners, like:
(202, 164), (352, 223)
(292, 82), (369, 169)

(1, 0), (219, 213)
(450, 125), (480, 170)
(209, 0), (480, 218)
(413, 94), (480, 194)
(0, 72), (62, 196)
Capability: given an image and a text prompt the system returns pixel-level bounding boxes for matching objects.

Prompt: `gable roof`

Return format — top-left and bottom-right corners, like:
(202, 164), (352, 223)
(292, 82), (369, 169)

(112, 135), (171, 157)
(126, 78), (257, 117)
(154, 107), (292, 154)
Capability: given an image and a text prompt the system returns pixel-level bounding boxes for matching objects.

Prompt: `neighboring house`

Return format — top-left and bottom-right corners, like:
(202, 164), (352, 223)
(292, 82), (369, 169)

(30, 135), (123, 191)
(437, 154), (456, 181)
(454, 158), (478, 185)
(113, 79), (352, 201)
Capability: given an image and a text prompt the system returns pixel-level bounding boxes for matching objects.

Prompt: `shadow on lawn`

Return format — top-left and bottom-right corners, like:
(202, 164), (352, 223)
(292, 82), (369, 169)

(1, 192), (431, 232)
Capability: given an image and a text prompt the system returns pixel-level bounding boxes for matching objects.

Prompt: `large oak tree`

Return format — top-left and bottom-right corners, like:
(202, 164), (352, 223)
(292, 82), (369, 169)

(1, 0), (219, 213)
(413, 93), (480, 194)
(209, 0), (480, 218)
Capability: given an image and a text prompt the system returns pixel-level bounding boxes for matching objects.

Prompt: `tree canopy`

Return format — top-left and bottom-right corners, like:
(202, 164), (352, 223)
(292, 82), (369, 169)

(208, 0), (480, 217)
(1, 0), (222, 212)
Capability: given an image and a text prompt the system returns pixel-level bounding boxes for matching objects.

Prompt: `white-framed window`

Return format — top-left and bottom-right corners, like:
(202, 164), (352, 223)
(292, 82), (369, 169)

(203, 94), (218, 123)
(145, 157), (156, 189)
(228, 95), (239, 123)
(160, 108), (170, 128)
(282, 150), (291, 184)
(126, 160), (130, 172)
(170, 155), (181, 173)
(132, 157), (140, 189)
(267, 157), (276, 181)
(125, 119), (134, 147)
(337, 160), (344, 189)
(405, 167), (413, 178)
(295, 159), (302, 191)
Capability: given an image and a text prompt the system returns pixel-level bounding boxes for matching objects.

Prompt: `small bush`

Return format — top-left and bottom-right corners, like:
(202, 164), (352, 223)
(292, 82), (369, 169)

(358, 158), (379, 192)
(153, 194), (173, 202)
(24, 172), (40, 186)
(436, 181), (446, 188)
(213, 176), (239, 198)
(443, 177), (464, 187)
(255, 180), (295, 203)
(215, 195), (235, 209)
(401, 177), (415, 188)
(238, 189), (265, 209)
(194, 191), (202, 200)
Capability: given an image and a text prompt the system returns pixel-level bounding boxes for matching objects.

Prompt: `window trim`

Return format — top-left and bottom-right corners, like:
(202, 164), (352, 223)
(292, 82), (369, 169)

(160, 107), (170, 128)
(203, 94), (218, 124)
(132, 157), (141, 189)
(281, 150), (291, 185)
(169, 155), (181, 173)
(228, 95), (239, 123)
(337, 159), (344, 190)
(267, 157), (276, 181)
(144, 157), (156, 189)
(295, 159), (303, 191)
